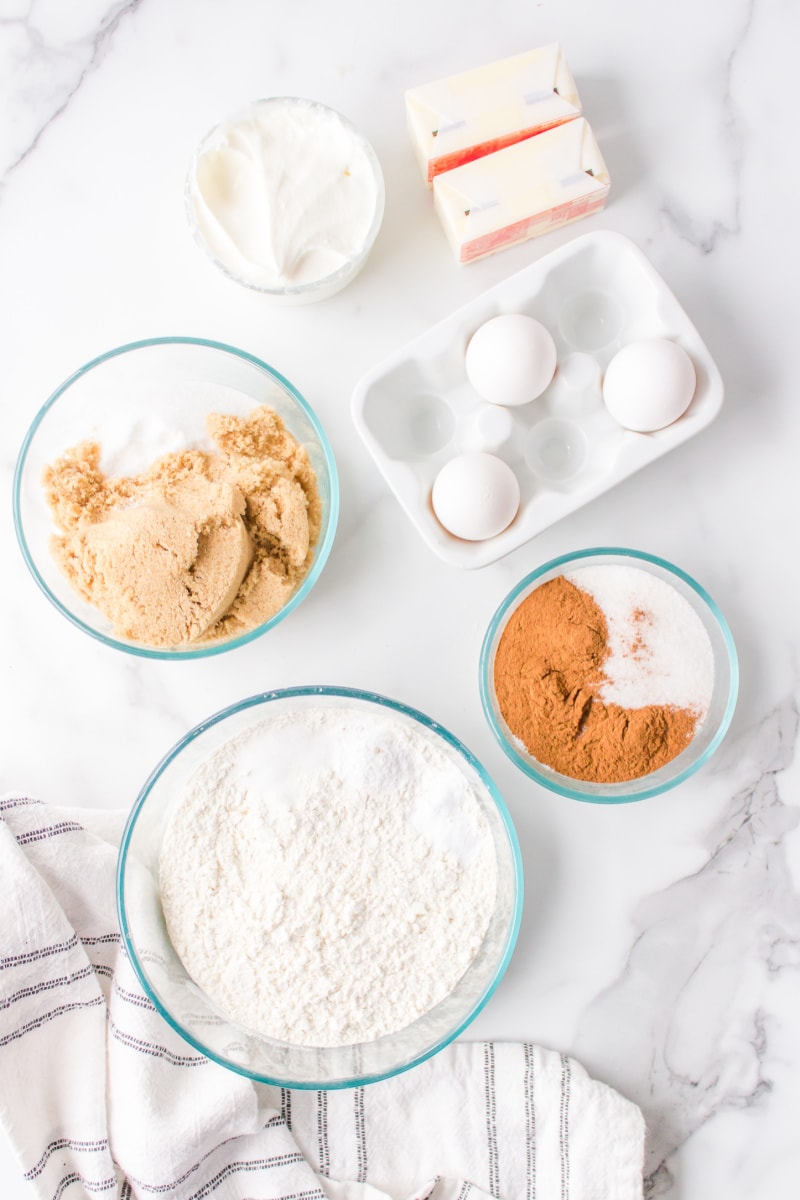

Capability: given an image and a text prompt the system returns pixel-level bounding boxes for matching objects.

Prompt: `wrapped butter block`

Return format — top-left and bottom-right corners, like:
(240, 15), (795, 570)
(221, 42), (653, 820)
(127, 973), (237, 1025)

(432, 117), (610, 264)
(406, 44), (581, 185)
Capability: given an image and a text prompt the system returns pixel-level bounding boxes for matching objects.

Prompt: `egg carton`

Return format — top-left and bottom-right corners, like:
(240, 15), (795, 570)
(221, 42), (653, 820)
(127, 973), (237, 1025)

(351, 230), (724, 569)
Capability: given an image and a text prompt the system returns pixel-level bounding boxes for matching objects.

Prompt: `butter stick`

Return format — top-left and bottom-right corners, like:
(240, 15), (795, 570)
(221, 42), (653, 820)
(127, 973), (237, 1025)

(432, 117), (610, 264)
(406, 44), (581, 185)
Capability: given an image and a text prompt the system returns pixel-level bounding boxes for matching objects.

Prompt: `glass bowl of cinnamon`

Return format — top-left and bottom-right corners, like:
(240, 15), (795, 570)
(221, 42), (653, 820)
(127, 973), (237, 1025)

(479, 547), (738, 803)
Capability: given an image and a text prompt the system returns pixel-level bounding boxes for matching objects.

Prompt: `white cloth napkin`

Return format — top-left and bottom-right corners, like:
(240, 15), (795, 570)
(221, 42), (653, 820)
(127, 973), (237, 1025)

(0, 796), (644, 1200)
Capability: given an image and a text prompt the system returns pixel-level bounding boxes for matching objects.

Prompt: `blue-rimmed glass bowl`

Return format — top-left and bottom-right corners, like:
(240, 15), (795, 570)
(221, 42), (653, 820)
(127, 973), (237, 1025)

(480, 548), (738, 803)
(117, 686), (523, 1088)
(13, 337), (338, 658)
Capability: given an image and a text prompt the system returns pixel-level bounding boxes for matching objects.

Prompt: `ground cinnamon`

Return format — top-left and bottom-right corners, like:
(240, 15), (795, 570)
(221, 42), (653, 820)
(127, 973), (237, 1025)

(493, 576), (698, 783)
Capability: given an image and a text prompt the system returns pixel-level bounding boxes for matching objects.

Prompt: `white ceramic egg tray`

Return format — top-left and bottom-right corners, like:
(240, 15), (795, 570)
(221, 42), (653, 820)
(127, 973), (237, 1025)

(351, 230), (724, 568)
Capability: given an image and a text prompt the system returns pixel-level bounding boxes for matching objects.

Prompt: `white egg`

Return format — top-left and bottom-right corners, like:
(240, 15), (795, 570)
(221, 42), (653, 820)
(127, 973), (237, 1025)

(465, 313), (557, 407)
(431, 452), (520, 541)
(603, 338), (697, 432)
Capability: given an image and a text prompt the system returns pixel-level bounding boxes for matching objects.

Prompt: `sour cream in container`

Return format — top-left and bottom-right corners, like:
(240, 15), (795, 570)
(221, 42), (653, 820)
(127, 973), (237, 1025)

(186, 97), (385, 303)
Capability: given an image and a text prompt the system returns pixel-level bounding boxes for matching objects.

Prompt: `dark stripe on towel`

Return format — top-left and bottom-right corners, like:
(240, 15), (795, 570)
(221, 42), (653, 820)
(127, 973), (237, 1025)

(524, 1042), (536, 1200)
(0, 997), (103, 1047)
(14, 821), (83, 846)
(560, 1053), (571, 1199)
(484, 1042), (500, 1197)
(354, 1086), (368, 1182)
(1, 964), (94, 1010)
(1, 933), (79, 971)
(25, 1138), (109, 1180)
(109, 1019), (208, 1067)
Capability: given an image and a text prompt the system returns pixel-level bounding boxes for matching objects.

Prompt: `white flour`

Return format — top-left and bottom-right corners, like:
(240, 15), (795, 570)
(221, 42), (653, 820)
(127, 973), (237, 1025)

(566, 564), (715, 716)
(158, 705), (498, 1047)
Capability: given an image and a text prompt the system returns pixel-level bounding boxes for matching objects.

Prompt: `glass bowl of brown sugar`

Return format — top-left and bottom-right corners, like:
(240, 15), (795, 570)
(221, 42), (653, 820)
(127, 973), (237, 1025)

(13, 338), (338, 659)
(479, 547), (738, 803)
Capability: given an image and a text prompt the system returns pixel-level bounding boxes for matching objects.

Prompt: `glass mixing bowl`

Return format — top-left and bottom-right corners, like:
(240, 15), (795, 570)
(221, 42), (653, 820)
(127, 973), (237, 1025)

(117, 686), (523, 1088)
(480, 547), (738, 803)
(13, 337), (338, 659)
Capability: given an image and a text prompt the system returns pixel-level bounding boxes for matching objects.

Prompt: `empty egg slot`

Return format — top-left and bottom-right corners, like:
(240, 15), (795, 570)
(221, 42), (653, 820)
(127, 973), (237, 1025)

(359, 362), (457, 460)
(524, 418), (589, 486)
(558, 289), (624, 353)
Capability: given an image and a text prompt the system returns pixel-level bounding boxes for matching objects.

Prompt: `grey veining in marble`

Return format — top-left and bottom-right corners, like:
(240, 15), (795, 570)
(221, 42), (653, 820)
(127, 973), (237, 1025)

(576, 699), (800, 1193)
(0, 0), (142, 183)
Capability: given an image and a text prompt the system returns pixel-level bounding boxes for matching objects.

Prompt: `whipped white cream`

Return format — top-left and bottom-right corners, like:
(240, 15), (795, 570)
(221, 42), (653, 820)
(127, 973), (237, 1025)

(187, 98), (383, 295)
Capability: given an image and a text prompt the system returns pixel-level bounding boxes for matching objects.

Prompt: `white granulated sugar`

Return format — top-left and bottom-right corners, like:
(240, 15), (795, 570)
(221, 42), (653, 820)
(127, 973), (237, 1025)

(566, 565), (715, 716)
(158, 706), (497, 1047)
(94, 383), (262, 476)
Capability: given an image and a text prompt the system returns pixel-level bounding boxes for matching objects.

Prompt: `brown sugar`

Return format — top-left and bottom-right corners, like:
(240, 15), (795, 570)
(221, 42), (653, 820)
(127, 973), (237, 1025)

(492, 576), (699, 784)
(43, 406), (321, 648)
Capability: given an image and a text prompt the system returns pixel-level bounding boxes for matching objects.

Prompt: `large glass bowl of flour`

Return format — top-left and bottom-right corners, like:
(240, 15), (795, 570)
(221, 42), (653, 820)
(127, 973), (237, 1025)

(13, 337), (338, 658)
(116, 686), (523, 1088)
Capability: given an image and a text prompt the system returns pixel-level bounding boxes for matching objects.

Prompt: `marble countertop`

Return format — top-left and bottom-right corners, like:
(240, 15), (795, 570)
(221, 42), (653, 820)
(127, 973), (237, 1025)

(2, 1), (799, 1196)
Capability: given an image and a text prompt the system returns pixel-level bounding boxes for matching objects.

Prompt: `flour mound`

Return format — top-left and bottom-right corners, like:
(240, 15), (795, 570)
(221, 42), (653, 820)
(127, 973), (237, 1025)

(158, 706), (498, 1047)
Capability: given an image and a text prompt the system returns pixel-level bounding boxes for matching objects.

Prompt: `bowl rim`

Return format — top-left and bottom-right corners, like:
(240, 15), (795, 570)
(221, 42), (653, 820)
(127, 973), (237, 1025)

(479, 546), (739, 803)
(185, 96), (386, 299)
(116, 684), (524, 1089)
(12, 335), (340, 660)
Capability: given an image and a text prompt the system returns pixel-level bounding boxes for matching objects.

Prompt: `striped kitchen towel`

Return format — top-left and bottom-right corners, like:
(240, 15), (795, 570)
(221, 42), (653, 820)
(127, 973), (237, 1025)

(0, 796), (644, 1200)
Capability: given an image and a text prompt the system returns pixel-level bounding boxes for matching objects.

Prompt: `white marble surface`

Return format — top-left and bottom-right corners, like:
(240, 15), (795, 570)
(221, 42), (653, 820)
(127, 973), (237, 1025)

(1, 1), (799, 1197)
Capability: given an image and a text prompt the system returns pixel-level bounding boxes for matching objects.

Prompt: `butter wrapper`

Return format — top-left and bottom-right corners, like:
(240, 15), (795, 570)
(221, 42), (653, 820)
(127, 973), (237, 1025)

(406, 44), (581, 185)
(432, 117), (610, 264)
